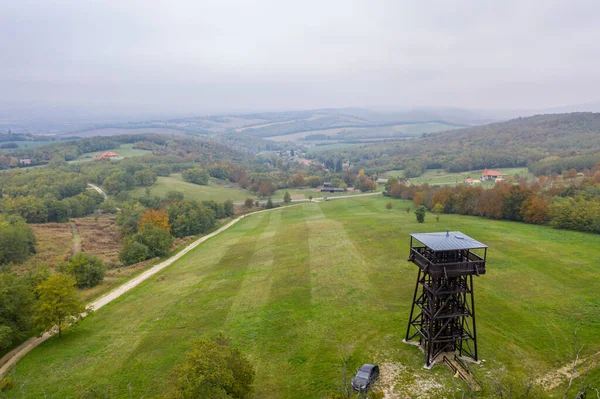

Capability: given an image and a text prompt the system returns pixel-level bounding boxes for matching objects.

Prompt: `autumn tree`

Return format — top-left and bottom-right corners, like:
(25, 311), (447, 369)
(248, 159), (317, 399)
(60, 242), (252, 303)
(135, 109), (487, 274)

(386, 202), (392, 210)
(139, 209), (170, 232)
(244, 198), (254, 208)
(172, 334), (255, 399)
(35, 274), (86, 338)
(292, 173), (305, 187)
(520, 194), (550, 224)
(258, 181), (276, 198)
(413, 192), (425, 207)
(358, 180), (376, 192)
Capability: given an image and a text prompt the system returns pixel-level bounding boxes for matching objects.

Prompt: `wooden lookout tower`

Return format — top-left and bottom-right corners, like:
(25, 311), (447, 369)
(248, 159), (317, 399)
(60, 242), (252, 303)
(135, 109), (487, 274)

(404, 230), (487, 368)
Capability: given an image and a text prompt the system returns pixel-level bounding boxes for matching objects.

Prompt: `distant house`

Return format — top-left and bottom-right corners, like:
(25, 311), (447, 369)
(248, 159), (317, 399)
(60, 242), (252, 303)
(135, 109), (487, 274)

(376, 178), (388, 184)
(19, 159), (31, 165)
(481, 168), (503, 181)
(321, 187), (345, 193)
(464, 177), (481, 185)
(95, 151), (119, 159)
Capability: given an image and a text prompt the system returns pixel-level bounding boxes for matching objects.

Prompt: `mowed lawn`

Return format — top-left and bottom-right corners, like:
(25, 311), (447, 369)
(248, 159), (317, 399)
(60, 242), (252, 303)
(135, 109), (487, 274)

(133, 174), (380, 202)
(7, 197), (600, 398)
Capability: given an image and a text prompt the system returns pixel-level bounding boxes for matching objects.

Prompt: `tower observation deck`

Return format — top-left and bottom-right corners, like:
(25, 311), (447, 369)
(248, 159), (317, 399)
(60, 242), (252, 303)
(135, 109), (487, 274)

(404, 230), (487, 368)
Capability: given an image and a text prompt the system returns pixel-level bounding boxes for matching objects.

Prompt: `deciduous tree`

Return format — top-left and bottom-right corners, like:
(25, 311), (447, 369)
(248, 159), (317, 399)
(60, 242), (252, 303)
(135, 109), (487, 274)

(35, 274), (86, 338)
(172, 334), (255, 399)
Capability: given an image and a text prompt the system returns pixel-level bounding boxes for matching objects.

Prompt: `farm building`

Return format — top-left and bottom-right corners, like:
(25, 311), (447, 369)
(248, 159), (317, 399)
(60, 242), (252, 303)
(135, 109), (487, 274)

(320, 185), (345, 193)
(481, 168), (503, 181)
(19, 159), (31, 165)
(464, 177), (481, 185)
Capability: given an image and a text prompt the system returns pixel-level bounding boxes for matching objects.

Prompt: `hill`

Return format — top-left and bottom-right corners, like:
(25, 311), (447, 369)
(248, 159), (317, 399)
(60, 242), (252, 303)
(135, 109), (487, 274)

(5, 196), (599, 398)
(325, 112), (600, 173)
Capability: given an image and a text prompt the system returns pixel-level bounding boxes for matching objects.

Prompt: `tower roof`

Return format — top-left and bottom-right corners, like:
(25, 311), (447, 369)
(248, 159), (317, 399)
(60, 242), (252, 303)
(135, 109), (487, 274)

(410, 231), (487, 251)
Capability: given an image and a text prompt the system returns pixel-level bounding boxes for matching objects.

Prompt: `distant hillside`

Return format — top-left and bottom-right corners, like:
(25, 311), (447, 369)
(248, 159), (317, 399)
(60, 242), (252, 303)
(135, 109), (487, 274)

(26, 108), (490, 141)
(325, 112), (600, 173)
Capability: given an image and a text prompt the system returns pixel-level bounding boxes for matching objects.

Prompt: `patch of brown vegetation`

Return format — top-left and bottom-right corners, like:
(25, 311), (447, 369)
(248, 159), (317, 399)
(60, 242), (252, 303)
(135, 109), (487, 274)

(12, 223), (73, 274)
(74, 215), (121, 267)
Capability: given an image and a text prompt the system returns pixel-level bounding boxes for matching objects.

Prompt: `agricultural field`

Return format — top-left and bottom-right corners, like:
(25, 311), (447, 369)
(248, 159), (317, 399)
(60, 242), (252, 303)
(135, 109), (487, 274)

(7, 196), (599, 398)
(69, 143), (152, 163)
(133, 174), (380, 202)
(385, 167), (533, 186)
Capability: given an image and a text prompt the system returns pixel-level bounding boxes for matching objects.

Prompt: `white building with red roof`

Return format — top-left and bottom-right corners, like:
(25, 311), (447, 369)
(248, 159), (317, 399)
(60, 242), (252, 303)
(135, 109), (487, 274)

(481, 168), (503, 181)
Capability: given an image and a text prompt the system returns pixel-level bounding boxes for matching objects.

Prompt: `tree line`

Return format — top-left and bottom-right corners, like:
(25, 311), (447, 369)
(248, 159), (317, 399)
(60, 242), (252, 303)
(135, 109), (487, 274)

(385, 162), (600, 234)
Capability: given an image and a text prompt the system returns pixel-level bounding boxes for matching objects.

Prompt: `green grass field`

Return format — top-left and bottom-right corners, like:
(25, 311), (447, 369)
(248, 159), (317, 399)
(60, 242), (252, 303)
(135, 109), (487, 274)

(385, 167), (533, 187)
(133, 174), (380, 202)
(70, 144), (152, 163)
(6, 196), (599, 398)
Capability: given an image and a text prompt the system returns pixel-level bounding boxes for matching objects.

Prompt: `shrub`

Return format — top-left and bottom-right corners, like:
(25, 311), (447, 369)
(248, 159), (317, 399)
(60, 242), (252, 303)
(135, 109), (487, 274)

(182, 168), (209, 185)
(58, 253), (106, 288)
(136, 224), (174, 257)
(120, 239), (151, 265)
(244, 198), (254, 208)
(266, 198), (274, 209)
(0, 376), (15, 392)
(172, 334), (255, 399)
(386, 202), (392, 210)
(167, 191), (185, 201)
(415, 206), (427, 223)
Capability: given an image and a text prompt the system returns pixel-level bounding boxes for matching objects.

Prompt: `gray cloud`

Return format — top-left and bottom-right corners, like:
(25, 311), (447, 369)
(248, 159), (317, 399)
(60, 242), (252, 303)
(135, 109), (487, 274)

(1, 0), (599, 114)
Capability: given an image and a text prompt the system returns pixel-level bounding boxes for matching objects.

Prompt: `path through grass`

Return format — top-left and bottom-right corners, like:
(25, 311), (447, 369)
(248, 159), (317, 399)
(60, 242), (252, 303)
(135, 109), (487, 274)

(6, 197), (600, 398)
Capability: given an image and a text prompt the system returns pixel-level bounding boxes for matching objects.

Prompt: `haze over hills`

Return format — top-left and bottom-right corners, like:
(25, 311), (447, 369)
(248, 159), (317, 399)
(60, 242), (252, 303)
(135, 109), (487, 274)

(2, 102), (600, 143)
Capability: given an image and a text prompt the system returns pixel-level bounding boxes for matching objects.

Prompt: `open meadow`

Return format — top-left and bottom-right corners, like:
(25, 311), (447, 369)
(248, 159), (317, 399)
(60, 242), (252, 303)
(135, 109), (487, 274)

(6, 196), (599, 398)
(385, 167), (532, 186)
(133, 174), (380, 202)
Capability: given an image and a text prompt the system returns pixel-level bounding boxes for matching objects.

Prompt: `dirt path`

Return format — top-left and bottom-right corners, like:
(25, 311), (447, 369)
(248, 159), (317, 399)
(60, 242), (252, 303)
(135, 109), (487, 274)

(70, 221), (81, 256)
(0, 205), (297, 379)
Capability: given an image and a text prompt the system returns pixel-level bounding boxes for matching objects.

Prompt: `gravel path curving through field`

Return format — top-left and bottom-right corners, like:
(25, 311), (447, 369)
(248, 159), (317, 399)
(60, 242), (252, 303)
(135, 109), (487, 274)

(0, 205), (293, 378)
(0, 192), (380, 379)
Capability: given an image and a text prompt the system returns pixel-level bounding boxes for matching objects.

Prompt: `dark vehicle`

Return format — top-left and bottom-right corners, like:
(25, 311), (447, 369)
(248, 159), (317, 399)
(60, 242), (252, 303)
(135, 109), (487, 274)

(351, 363), (379, 391)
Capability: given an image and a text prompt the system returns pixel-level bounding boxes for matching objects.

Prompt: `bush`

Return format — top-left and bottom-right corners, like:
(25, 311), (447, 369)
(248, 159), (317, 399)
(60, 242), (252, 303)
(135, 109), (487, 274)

(167, 191), (185, 201)
(415, 206), (427, 223)
(0, 215), (36, 265)
(172, 334), (255, 399)
(120, 239), (152, 265)
(182, 168), (209, 185)
(283, 191), (291, 203)
(136, 224), (174, 257)
(265, 198), (274, 209)
(244, 198), (254, 208)
(58, 253), (106, 288)
(0, 376), (15, 392)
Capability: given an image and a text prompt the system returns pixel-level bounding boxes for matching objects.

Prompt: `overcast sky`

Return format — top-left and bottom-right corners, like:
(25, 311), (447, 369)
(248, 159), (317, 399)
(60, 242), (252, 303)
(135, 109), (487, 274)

(1, 0), (599, 114)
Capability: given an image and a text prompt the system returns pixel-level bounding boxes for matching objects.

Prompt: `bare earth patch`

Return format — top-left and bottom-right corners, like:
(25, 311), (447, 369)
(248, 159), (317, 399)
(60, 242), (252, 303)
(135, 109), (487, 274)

(377, 360), (446, 399)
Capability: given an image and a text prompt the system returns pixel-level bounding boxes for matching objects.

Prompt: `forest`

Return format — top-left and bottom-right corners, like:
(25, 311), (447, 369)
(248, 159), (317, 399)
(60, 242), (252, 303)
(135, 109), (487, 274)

(318, 112), (600, 175)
